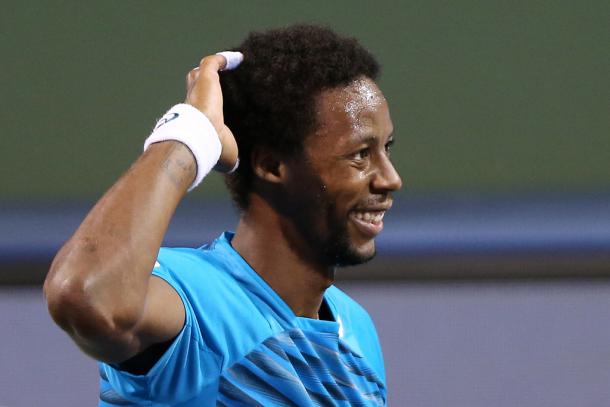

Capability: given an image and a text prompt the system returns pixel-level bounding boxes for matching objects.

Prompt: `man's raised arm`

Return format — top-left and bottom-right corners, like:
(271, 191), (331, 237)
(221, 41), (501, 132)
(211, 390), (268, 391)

(43, 53), (240, 364)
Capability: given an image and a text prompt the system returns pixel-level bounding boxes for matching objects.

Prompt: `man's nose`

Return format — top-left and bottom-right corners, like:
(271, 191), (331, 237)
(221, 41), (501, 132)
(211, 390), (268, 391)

(371, 154), (402, 192)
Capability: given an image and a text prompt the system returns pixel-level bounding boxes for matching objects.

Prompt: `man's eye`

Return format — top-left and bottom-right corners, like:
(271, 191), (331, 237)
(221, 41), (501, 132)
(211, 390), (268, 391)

(385, 139), (394, 155)
(353, 149), (370, 160)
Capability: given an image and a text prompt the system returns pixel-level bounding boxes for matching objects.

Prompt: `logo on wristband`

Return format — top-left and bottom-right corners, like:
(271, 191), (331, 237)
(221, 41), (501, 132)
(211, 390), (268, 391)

(155, 112), (179, 129)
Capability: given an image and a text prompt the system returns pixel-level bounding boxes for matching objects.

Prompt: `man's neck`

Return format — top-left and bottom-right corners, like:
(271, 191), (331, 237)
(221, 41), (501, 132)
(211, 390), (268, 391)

(231, 199), (335, 320)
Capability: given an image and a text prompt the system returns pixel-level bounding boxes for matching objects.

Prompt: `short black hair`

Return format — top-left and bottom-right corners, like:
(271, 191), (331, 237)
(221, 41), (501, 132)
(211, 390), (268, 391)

(220, 24), (380, 210)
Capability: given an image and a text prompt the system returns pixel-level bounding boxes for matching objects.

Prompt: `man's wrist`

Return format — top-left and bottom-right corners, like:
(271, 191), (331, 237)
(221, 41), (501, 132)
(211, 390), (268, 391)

(144, 104), (222, 191)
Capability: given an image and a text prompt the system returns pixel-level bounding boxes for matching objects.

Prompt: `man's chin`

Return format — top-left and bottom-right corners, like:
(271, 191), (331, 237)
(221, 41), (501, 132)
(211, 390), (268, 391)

(322, 225), (377, 267)
(332, 245), (376, 267)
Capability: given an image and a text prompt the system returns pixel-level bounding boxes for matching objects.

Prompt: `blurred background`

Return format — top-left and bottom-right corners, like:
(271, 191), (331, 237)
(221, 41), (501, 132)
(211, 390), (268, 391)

(1, 1), (609, 406)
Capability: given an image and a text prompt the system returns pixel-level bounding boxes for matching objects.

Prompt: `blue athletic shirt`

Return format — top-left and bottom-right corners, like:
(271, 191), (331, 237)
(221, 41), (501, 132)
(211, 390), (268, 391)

(99, 232), (387, 406)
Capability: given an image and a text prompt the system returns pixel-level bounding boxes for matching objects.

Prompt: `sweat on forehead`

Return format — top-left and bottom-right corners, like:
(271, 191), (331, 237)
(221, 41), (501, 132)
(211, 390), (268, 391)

(323, 78), (386, 121)
(308, 78), (390, 144)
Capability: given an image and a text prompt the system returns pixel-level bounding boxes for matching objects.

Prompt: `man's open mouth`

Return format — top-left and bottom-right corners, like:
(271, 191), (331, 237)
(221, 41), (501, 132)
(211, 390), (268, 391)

(349, 209), (386, 237)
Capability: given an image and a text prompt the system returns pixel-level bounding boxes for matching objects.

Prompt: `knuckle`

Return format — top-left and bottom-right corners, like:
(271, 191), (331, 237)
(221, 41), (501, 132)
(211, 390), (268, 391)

(199, 55), (222, 70)
(199, 69), (218, 81)
(199, 56), (212, 67)
(186, 68), (200, 82)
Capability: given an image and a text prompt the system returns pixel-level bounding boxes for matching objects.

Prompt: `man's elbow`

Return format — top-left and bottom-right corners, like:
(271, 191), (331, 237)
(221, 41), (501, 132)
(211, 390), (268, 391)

(44, 266), (101, 336)
(44, 259), (126, 341)
(44, 272), (136, 361)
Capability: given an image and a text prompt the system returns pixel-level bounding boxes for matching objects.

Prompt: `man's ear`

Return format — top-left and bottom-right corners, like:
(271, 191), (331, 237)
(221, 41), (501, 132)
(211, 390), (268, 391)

(251, 148), (288, 184)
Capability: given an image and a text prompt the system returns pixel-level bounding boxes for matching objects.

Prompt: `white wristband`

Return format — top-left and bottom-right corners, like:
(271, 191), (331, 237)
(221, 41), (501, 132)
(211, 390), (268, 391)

(144, 104), (221, 191)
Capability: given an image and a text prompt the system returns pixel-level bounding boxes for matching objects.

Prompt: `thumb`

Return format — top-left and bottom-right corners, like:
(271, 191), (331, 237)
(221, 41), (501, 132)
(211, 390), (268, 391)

(214, 125), (239, 173)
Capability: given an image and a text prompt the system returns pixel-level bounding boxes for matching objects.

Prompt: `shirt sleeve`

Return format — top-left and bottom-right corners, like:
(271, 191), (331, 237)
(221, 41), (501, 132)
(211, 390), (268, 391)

(98, 256), (222, 404)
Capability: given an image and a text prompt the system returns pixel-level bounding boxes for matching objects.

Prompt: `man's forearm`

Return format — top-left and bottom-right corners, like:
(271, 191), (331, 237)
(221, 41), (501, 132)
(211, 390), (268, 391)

(44, 141), (194, 341)
(44, 53), (240, 363)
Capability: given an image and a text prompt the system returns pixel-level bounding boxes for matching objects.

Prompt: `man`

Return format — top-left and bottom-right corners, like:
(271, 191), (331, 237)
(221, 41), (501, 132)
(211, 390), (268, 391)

(44, 24), (402, 406)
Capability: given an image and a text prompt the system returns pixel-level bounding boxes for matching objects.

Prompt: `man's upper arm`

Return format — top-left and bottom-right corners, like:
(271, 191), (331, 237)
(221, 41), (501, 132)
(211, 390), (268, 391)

(64, 273), (185, 367)
(134, 275), (186, 350)
(99, 270), (221, 403)
(110, 275), (185, 374)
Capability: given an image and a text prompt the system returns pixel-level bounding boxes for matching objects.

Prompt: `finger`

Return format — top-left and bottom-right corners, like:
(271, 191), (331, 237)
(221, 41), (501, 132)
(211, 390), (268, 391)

(185, 67), (199, 90)
(214, 125), (239, 173)
(198, 52), (243, 74)
(198, 54), (230, 74)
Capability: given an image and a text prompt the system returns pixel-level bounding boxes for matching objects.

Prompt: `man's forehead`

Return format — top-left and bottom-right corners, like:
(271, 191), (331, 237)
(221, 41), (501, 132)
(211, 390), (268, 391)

(341, 78), (386, 117)
(306, 78), (392, 154)
(316, 78), (385, 121)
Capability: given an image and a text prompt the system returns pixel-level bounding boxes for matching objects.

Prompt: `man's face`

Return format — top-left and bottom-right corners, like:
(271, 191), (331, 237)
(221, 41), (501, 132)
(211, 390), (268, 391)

(284, 77), (402, 267)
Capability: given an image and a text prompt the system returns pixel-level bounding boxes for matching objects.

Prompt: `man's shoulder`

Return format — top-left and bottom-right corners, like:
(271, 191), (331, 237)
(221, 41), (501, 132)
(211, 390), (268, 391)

(154, 246), (227, 283)
(156, 244), (224, 269)
(153, 233), (239, 283)
(326, 284), (373, 323)
(152, 240), (285, 370)
(155, 239), (249, 293)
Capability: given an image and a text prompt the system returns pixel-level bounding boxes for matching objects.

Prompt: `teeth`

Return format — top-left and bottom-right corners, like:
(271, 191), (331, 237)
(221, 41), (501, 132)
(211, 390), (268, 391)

(353, 211), (385, 224)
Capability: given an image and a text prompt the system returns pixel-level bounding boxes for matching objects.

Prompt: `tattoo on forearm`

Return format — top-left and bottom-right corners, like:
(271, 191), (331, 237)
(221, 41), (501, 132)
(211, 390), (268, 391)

(160, 143), (196, 189)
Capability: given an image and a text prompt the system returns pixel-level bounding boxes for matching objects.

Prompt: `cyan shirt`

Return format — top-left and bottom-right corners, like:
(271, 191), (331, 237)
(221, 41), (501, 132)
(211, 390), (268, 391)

(99, 232), (386, 406)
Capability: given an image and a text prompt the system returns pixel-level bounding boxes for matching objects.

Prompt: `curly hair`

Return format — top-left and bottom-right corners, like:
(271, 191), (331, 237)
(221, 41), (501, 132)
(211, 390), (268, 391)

(220, 24), (380, 210)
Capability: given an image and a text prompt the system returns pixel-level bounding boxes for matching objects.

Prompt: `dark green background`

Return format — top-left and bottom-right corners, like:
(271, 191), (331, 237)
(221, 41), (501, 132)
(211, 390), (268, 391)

(2, 1), (608, 200)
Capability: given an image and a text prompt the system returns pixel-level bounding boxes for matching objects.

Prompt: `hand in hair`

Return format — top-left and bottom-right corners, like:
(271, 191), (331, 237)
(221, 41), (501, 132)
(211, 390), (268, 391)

(185, 53), (240, 173)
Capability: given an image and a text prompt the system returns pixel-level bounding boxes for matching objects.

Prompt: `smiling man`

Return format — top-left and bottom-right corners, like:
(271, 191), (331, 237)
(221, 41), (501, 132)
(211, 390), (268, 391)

(44, 25), (401, 406)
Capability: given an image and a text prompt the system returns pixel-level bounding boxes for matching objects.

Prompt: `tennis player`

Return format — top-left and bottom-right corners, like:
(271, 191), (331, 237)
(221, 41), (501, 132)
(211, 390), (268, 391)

(44, 24), (402, 406)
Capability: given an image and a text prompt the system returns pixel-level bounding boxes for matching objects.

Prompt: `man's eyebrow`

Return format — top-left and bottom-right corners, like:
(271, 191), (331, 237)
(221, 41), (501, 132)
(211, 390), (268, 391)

(354, 131), (394, 145)
(356, 134), (378, 144)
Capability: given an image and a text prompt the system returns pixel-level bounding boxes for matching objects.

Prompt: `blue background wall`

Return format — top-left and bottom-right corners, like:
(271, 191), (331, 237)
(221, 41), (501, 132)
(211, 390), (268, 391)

(3, 281), (610, 406)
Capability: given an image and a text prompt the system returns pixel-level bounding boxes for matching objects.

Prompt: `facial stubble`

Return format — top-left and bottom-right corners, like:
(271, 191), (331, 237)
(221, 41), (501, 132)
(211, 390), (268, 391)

(295, 174), (377, 269)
